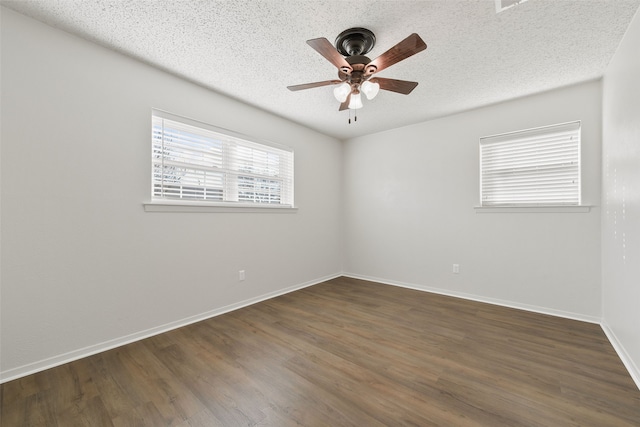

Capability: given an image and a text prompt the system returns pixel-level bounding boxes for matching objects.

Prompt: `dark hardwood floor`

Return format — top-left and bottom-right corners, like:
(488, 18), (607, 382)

(2, 277), (639, 426)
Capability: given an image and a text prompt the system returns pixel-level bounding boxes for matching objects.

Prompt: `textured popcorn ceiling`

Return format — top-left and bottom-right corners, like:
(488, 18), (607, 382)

(2, 0), (639, 140)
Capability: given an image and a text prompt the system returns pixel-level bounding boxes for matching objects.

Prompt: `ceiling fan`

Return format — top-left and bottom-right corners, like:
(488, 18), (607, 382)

(287, 28), (427, 118)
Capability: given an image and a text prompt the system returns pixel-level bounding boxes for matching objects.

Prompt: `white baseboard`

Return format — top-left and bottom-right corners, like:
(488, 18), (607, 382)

(342, 273), (601, 324)
(0, 273), (341, 384)
(7, 272), (638, 394)
(601, 322), (640, 391)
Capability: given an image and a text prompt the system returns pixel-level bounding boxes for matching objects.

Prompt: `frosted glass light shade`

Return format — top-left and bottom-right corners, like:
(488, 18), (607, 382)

(361, 80), (380, 100)
(333, 82), (351, 103)
(348, 93), (363, 110)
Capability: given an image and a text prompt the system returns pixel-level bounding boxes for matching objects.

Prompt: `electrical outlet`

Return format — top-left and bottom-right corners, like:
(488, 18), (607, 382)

(453, 264), (460, 274)
(239, 270), (245, 281)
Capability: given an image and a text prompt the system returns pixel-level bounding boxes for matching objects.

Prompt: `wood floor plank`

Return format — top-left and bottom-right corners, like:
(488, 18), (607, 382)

(2, 277), (639, 426)
(121, 342), (206, 425)
(56, 395), (114, 427)
(207, 314), (389, 426)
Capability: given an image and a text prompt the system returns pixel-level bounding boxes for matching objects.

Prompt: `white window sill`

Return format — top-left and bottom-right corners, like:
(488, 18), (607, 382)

(474, 205), (592, 213)
(143, 201), (298, 213)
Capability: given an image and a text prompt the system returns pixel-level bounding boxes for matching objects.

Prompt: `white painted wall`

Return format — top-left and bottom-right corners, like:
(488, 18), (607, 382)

(602, 7), (640, 386)
(343, 81), (602, 321)
(0, 8), (342, 380)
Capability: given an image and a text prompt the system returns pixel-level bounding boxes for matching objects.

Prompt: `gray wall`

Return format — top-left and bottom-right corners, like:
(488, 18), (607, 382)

(1, 8), (343, 381)
(343, 81), (602, 321)
(602, 6), (640, 386)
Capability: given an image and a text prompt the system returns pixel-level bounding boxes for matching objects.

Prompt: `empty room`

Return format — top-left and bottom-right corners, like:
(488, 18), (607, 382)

(1, 0), (640, 425)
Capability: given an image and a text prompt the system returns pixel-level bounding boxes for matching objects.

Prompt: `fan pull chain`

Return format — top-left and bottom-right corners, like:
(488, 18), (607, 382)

(348, 109), (358, 124)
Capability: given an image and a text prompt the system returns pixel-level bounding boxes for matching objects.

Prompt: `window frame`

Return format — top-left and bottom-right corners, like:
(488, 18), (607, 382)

(477, 121), (584, 210)
(144, 109), (295, 212)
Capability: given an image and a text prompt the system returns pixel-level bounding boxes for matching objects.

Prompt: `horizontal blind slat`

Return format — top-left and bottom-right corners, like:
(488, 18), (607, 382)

(480, 121), (581, 206)
(152, 113), (293, 206)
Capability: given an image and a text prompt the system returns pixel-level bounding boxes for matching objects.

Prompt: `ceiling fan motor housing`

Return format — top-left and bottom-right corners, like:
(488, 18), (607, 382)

(335, 28), (376, 56)
(339, 55), (377, 84)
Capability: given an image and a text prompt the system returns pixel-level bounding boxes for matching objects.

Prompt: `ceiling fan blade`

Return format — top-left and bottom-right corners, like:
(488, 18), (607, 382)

(373, 77), (419, 95)
(287, 80), (342, 91)
(307, 38), (353, 73)
(367, 33), (427, 74)
(339, 93), (351, 111)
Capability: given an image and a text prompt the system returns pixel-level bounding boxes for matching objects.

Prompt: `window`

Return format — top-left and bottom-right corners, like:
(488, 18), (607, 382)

(480, 121), (581, 207)
(151, 110), (294, 208)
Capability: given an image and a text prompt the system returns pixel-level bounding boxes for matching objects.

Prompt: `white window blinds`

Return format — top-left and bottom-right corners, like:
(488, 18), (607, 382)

(480, 121), (581, 206)
(152, 110), (294, 206)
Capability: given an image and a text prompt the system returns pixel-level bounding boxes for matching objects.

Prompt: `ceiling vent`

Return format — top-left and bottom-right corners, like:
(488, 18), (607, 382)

(495, 0), (529, 13)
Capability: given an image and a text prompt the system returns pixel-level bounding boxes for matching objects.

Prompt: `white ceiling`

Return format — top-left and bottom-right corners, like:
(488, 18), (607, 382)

(2, 0), (639, 140)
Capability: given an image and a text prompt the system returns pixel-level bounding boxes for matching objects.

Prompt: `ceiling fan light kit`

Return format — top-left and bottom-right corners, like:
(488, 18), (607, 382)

(361, 80), (380, 100)
(348, 92), (363, 110)
(287, 27), (427, 122)
(333, 82), (351, 103)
